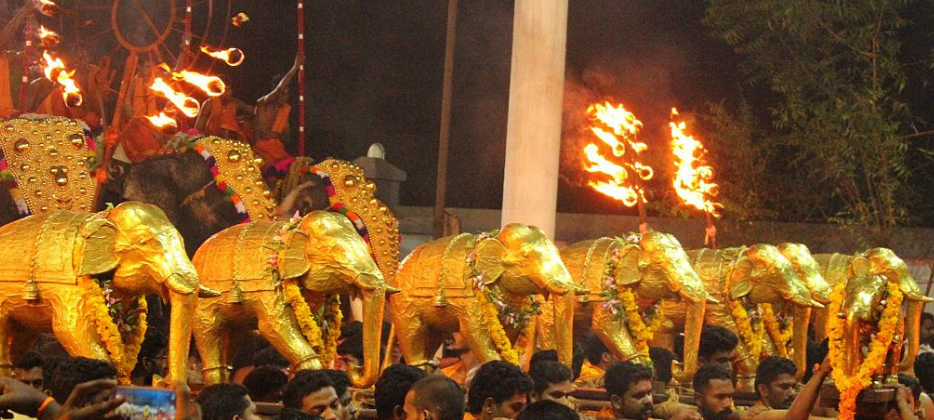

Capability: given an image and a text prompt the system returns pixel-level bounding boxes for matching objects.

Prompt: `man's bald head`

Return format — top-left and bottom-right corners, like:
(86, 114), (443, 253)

(405, 375), (465, 420)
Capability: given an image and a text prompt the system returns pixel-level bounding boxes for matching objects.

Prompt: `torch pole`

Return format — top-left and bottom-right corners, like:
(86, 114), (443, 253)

(636, 196), (648, 234)
(296, 0), (306, 156)
(19, 13), (35, 112)
(704, 210), (717, 249)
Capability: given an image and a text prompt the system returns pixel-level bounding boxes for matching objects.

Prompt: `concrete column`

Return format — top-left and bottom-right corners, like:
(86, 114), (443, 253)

(500, 0), (568, 238)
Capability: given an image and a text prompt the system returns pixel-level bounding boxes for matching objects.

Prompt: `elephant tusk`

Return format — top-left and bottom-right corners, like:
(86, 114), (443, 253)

(384, 285), (402, 295)
(198, 284), (222, 298)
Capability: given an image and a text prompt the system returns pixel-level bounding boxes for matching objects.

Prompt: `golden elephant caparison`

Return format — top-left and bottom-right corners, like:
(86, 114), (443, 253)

(539, 231), (713, 383)
(192, 211), (397, 388)
(389, 224), (577, 369)
(0, 202), (213, 383)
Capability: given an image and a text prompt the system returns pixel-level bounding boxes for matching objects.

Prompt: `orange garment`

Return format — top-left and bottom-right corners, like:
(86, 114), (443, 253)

(576, 361), (606, 387)
(0, 53), (15, 117)
(119, 116), (168, 162)
(462, 413), (476, 420)
(253, 138), (291, 168)
(205, 99), (245, 140)
(270, 104), (290, 134)
(440, 361), (468, 385)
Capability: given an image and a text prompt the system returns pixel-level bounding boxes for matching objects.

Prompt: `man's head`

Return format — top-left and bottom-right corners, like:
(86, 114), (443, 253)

(515, 400), (580, 420)
(336, 322), (365, 378)
(197, 383), (260, 420)
(898, 374), (922, 411)
(698, 325), (738, 374)
(754, 357), (797, 409)
(243, 366), (288, 403)
(528, 361), (573, 407)
(649, 347), (674, 384)
(49, 357), (117, 403)
(325, 370), (355, 420)
(467, 361), (533, 419)
(604, 361), (654, 420)
(402, 375), (465, 420)
(583, 332), (616, 369)
(375, 365), (428, 420)
(14, 351), (45, 391)
(693, 364), (734, 420)
(528, 349), (583, 381)
(921, 312), (934, 346)
(254, 347), (290, 370)
(915, 352), (934, 394)
(283, 370), (341, 420)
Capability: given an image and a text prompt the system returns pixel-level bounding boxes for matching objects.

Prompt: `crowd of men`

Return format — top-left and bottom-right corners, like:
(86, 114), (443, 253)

(1, 312), (933, 420)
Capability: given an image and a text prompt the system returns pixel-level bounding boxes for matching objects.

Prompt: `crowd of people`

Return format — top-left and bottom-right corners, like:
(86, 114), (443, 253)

(1, 313), (933, 420)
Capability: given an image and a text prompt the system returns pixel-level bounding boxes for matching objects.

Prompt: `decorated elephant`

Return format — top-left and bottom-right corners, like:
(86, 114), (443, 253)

(192, 211), (397, 387)
(813, 248), (931, 371)
(653, 244), (822, 391)
(389, 224), (577, 369)
(0, 202), (213, 383)
(538, 231), (712, 382)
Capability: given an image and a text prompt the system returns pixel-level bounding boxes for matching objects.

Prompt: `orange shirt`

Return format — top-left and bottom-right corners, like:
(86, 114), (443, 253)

(576, 361), (606, 387)
(441, 360), (468, 385)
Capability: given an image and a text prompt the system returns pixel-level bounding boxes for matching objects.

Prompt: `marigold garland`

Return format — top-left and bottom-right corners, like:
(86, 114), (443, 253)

(79, 276), (147, 384)
(827, 280), (902, 420)
(728, 297), (764, 362)
(617, 285), (663, 360)
(761, 303), (792, 358)
(284, 279), (341, 365)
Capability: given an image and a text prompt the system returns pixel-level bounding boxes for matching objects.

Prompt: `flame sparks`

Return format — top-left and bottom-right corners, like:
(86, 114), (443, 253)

(145, 112), (177, 129)
(156, 63), (225, 97)
(582, 101), (653, 207)
(231, 12), (250, 27)
(37, 25), (61, 49)
(36, 0), (59, 17)
(149, 78), (200, 118)
(670, 108), (721, 215)
(41, 52), (82, 107)
(199, 46), (245, 66)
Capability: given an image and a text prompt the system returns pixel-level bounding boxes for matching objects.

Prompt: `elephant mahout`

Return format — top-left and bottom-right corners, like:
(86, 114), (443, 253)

(389, 224), (577, 369)
(192, 211), (398, 388)
(0, 202), (214, 383)
(539, 231), (712, 383)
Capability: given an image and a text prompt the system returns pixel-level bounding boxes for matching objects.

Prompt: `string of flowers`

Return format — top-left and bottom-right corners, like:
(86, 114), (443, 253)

(79, 276), (147, 384)
(728, 296), (764, 362)
(827, 280), (902, 420)
(597, 243), (663, 361)
(761, 303), (792, 359)
(466, 232), (540, 366)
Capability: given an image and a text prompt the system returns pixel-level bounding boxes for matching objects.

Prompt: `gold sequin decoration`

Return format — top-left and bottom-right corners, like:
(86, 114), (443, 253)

(196, 136), (276, 221)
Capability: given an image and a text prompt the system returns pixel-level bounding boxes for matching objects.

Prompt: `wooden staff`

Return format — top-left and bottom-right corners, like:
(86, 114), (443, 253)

(18, 13), (36, 112)
(636, 195), (648, 234)
(705, 210), (717, 249)
(296, 0), (306, 156)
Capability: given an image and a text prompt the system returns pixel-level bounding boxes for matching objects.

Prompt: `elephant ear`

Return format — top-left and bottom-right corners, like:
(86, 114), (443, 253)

(474, 237), (507, 286)
(729, 255), (755, 300)
(849, 256), (872, 278)
(615, 244), (647, 286)
(279, 229), (311, 279)
(77, 217), (119, 276)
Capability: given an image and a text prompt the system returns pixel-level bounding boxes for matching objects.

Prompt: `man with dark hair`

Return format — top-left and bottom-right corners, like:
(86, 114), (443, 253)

(516, 400), (580, 420)
(649, 347), (675, 384)
(198, 383), (261, 420)
(243, 366), (288, 403)
(528, 361), (573, 407)
(402, 375), (465, 420)
(467, 361), (533, 420)
(336, 322), (371, 383)
(603, 362), (699, 420)
(753, 357), (797, 410)
(920, 312), (934, 354)
(324, 370), (356, 420)
(693, 364), (734, 420)
(529, 349), (585, 381)
(255, 347), (290, 369)
(282, 370), (341, 420)
(916, 353), (934, 394)
(14, 352), (45, 391)
(577, 331), (616, 387)
(48, 357), (117, 403)
(375, 365), (427, 420)
(698, 326), (738, 375)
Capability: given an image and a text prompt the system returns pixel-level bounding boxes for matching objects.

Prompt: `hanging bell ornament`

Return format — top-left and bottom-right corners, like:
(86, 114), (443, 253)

(22, 280), (40, 301)
(227, 282), (244, 304)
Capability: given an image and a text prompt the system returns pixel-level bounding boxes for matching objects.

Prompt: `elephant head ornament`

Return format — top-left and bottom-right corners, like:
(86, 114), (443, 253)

(775, 243), (832, 378)
(389, 224), (576, 369)
(0, 202), (211, 383)
(193, 211), (397, 387)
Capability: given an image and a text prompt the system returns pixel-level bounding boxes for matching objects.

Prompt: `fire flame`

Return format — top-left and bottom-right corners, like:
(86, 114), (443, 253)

(199, 46), (245, 66)
(37, 25), (61, 49)
(156, 63), (225, 97)
(149, 78), (200, 118)
(231, 12), (250, 27)
(145, 112), (177, 129)
(41, 52), (82, 107)
(583, 101), (653, 207)
(670, 108), (721, 215)
(36, 0), (59, 17)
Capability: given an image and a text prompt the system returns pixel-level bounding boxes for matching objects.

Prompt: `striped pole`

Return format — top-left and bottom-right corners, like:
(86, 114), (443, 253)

(19, 14), (34, 112)
(296, 0), (306, 156)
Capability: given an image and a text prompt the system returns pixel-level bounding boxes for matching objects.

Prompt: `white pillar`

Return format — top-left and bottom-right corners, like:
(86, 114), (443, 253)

(501, 0), (568, 238)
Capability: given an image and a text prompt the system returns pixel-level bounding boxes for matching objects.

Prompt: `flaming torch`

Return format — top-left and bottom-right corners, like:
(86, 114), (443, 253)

(199, 45), (245, 67)
(37, 25), (61, 49)
(670, 108), (722, 248)
(41, 51), (82, 107)
(35, 0), (59, 17)
(145, 112), (178, 130)
(149, 78), (200, 118)
(156, 63), (226, 97)
(583, 101), (654, 233)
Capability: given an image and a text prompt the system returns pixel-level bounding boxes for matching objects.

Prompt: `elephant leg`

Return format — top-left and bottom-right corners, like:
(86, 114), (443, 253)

(592, 305), (645, 364)
(391, 306), (434, 371)
(732, 340), (757, 392)
(254, 297), (322, 373)
(460, 302), (503, 364)
(193, 304), (229, 385)
(51, 301), (109, 362)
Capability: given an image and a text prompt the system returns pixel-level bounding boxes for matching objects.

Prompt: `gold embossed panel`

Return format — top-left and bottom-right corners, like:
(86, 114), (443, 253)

(193, 222), (282, 292)
(195, 137), (277, 221)
(0, 210), (101, 283)
(394, 234), (476, 299)
(0, 117), (97, 214)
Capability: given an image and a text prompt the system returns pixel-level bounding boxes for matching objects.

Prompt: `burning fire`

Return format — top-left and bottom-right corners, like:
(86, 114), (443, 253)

(149, 78), (200, 118)
(670, 108), (721, 215)
(41, 52), (82, 107)
(38, 25), (62, 49)
(157, 63), (225, 97)
(199, 46), (245, 67)
(145, 112), (177, 129)
(36, 0), (59, 17)
(231, 12), (250, 27)
(582, 101), (653, 207)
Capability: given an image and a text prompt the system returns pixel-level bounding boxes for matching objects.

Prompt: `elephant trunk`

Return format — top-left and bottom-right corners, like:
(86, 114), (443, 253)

(792, 305), (811, 380)
(899, 299), (924, 371)
(811, 307), (829, 342)
(166, 290), (196, 384)
(553, 290), (575, 367)
(675, 299), (705, 384)
(844, 311), (861, 376)
(351, 284), (388, 388)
